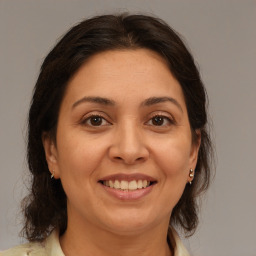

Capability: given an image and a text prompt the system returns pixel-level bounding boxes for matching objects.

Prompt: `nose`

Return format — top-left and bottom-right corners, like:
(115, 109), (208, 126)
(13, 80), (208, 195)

(108, 123), (149, 165)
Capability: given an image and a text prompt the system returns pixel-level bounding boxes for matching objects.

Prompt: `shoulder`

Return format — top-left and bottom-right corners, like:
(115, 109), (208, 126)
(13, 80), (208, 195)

(0, 241), (46, 256)
(0, 230), (64, 256)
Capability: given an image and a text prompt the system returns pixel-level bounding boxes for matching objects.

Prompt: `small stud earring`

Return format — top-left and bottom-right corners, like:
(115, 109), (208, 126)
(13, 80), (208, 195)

(189, 169), (194, 178)
(51, 170), (54, 179)
(189, 169), (194, 185)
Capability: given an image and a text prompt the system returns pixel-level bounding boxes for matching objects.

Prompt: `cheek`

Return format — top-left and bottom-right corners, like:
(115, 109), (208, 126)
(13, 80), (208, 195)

(152, 135), (191, 203)
(157, 151), (189, 204)
(153, 135), (192, 176)
(55, 135), (108, 210)
(56, 133), (106, 182)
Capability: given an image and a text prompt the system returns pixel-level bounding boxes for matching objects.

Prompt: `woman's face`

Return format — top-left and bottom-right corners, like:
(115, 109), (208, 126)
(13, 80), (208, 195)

(44, 49), (200, 235)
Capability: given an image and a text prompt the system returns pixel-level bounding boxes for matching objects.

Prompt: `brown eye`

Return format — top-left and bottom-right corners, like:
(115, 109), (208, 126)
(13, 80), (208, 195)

(82, 114), (110, 127)
(89, 116), (103, 126)
(152, 116), (164, 126)
(146, 115), (173, 127)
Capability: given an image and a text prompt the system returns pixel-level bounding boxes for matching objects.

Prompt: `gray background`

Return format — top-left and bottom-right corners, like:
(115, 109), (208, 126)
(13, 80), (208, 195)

(0, 0), (255, 255)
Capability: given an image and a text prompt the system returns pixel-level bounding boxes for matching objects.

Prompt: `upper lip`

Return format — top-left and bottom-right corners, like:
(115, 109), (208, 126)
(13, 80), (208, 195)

(99, 173), (157, 182)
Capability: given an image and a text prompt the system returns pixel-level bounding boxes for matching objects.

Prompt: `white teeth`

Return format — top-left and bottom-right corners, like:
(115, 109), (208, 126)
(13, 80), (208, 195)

(128, 180), (137, 190)
(103, 179), (152, 190)
(137, 180), (143, 189)
(120, 180), (128, 190)
(109, 180), (114, 188)
(142, 180), (147, 188)
(114, 180), (120, 189)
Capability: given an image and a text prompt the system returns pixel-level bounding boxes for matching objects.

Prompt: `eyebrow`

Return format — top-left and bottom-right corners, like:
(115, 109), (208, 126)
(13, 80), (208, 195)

(141, 97), (183, 112)
(72, 96), (183, 112)
(72, 96), (115, 109)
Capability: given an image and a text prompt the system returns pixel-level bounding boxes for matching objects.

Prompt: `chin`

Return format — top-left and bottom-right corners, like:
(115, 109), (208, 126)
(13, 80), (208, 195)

(99, 210), (162, 235)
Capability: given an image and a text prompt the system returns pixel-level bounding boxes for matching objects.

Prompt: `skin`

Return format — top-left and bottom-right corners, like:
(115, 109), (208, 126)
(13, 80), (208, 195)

(43, 49), (200, 256)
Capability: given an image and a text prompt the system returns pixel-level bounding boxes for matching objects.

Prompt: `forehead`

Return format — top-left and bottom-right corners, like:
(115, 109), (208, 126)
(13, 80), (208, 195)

(63, 49), (186, 108)
(72, 49), (170, 81)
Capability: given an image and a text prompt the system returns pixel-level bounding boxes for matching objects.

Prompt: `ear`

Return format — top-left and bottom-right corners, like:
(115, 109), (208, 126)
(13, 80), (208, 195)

(42, 132), (60, 179)
(189, 129), (201, 170)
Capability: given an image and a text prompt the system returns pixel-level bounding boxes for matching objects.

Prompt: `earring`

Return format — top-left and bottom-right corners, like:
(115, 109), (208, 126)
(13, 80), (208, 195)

(189, 169), (194, 185)
(51, 170), (54, 179)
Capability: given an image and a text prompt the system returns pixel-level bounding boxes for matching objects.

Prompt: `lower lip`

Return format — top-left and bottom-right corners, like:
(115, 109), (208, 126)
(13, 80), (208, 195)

(100, 183), (155, 200)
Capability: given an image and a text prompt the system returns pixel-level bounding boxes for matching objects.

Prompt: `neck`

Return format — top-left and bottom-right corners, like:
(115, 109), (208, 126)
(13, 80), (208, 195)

(60, 218), (172, 256)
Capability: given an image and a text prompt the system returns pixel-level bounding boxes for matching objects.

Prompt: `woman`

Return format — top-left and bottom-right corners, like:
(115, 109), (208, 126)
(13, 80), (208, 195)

(1, 13), (212, 256)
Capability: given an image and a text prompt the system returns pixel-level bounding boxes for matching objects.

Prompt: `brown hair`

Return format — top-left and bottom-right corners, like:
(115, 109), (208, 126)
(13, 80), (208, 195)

(23, 13), (213, 241)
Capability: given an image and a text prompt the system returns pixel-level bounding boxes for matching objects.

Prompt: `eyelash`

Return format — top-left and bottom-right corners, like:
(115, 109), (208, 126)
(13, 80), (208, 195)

(146, 114), (175, 127)
(80, 113), (175, 128)
(81, 114), (110, 127)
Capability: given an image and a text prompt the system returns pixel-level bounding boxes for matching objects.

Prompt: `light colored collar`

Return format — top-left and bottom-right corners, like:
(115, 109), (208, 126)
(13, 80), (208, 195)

(169, 228), (190, 256)
(44, 229), (65, 256)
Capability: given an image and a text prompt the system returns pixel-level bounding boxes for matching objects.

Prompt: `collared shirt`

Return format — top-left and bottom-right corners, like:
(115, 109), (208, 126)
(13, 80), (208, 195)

(0, 229), (190, 256)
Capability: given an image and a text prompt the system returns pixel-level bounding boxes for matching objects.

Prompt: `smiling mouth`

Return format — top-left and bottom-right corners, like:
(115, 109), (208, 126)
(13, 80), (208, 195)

(99, 179), (157, 191)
